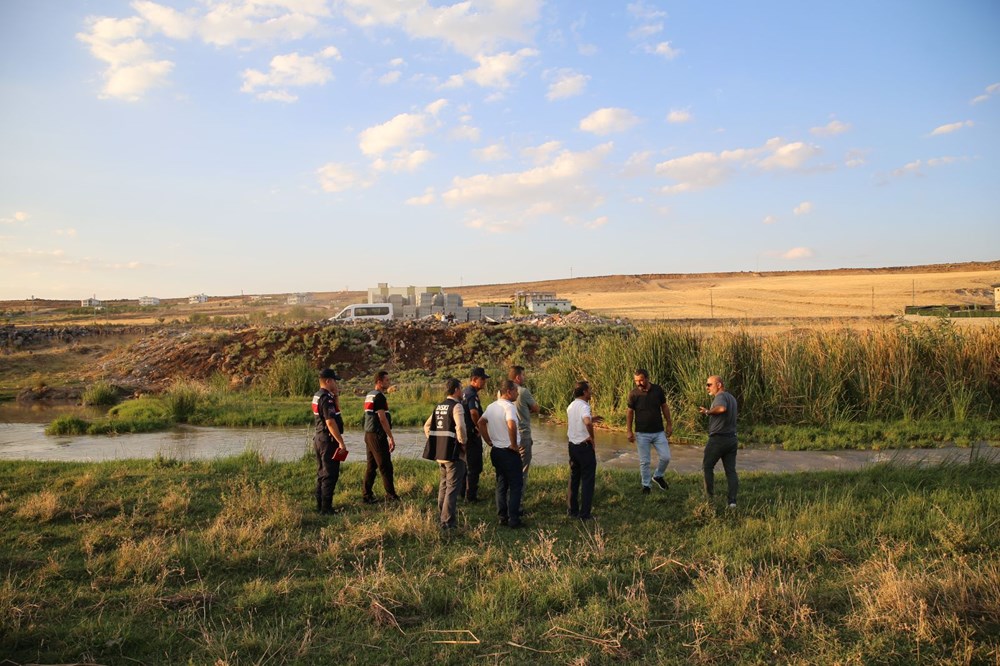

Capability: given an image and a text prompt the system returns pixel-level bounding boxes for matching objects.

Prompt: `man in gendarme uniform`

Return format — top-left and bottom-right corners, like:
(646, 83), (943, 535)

(462, 367), (489, 502)
(312, 368), (348, 515)
(423, 378), (467, 530)
(363, 370), (400, 503)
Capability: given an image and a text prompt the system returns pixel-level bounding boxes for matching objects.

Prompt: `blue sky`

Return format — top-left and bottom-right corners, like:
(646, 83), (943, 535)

(1, 0), (998, 300)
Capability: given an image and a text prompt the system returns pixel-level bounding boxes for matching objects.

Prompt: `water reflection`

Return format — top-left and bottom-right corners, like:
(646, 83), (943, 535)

(0, 417), (991, 473)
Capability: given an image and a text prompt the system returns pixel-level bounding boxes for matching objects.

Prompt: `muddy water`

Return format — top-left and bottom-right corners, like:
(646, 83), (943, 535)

(0, 406), (991, 473)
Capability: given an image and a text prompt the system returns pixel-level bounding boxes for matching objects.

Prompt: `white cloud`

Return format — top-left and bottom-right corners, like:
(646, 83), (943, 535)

(521, 140), (562, 164)
(782, 247), (814, 259)
(648, 41), (680, 59)
(810, 119), (851, 137)
(970, 82), (1000, 104)
(930, 120), (974, 136)
(241, 51), (335, 101)
(405, 188), (436, 206)
(379, 70), (402, 85)
(197, 1), (328, 46)
(622, 150), (653, 177)
(763, 215), (777, 225)
(359, 111), (435, 156)
(316, 162), (370, 192)
(55, 228), (78, 237)
(844, 149), (868, 168)
(339, 0), (541, 58)
(888, 156), (964, 179)
(793, 201), (813, 216)
(373, 149), (433, 173)
(579, 107), (640, 135)
(451, 125), (481, 142)
(425, 98), (448, 116)
(474, 143), (510, 162)
(584, 215), (608, 229)
(132, 1), (197, 39)
(666, 109), (692, 124)
(77, 16), (173, 101)
(627, 2), (667, 20)
(545, 69), (589, 100)
(630, 23), (663, 39)
(389, 57), (405, 67)
(655, 137), (822, 193)
(2, 211), (31, 224)
(453, 48), (539, 89)
(442, 142), (613, 233)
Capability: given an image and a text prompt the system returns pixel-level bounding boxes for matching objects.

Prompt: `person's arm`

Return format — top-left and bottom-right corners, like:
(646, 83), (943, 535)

(525, 388), (540, 414)
(454, 404), (467, 445)
(626, 407), (635, 442)
(377, 410), (395, 452)
(477, 415), (491, 447)
(469, 406), (482, 434)
(423, 413), (433, 439)
(505, 418), (519, 451)
(325, 418), (346, 449)
(699, 396), (726, 416)
(661, 400), (673, 437)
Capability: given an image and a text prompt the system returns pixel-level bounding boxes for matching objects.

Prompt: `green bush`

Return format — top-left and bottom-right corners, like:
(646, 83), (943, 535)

(164, 381), (204, 423)
(258, 355), (314, 397)
(44, 415), (89, 436)
(81, 381), (119, 407)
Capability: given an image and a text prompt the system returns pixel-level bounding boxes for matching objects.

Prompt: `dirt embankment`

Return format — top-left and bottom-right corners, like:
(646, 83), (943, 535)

(94, 318), (625, 391)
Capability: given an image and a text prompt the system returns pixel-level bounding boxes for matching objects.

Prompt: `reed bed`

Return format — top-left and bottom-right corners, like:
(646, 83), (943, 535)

(533, 321), (1000, 431)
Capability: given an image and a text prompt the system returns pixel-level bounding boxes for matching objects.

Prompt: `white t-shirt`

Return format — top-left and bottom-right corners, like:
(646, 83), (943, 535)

(566, 398), (592, 443)
(482, 398), (520, 448)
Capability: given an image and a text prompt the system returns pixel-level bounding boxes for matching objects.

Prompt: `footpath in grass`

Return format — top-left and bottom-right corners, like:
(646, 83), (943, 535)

(3, 455), (998, 664)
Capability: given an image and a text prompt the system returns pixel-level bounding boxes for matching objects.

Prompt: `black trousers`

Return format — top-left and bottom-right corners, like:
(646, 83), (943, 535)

(490, 447), (523, 526)
(465, 434), (483, 500)
(363, 432), (397, 498)
(315, 439), (341, 511)
(567, 442), (596, 519)
(703, 434), (739, 504)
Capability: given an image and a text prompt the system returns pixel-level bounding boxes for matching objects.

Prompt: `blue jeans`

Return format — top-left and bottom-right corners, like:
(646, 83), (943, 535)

(635, 431), (670, 487)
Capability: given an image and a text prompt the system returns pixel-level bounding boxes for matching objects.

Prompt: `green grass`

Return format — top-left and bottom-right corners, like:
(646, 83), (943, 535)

(1, 456), (998, 664)
(81, 381), (119, 407)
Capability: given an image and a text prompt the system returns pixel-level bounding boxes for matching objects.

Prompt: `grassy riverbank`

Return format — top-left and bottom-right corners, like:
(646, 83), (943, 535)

(3, 456), (998, 664)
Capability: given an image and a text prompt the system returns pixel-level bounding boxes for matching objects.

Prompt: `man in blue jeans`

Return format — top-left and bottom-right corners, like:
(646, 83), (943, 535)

(699, 375), (739, 508)
(626, 368), (674, 494)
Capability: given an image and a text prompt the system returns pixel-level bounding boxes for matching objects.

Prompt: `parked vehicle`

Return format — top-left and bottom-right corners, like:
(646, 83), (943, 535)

(328, 303), (394, 322)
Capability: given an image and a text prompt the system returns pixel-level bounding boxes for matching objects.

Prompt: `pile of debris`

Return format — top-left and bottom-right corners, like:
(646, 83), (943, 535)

(507, 310), (633, 327)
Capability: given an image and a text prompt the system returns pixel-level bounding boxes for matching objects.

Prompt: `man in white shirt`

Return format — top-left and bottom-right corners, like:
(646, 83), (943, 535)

(477, 380), (524, 528)
(566, 380), (597, 521)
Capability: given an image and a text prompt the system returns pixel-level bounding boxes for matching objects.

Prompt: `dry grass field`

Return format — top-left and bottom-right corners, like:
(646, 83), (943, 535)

(3, 261), (998, 328)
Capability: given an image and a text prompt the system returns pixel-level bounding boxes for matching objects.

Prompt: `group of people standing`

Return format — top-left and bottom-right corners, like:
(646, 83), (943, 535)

(311, 365), (740, 528)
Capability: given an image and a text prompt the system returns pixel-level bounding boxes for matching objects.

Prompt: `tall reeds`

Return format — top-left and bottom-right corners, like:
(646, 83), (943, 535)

(533, 322), (999, 429)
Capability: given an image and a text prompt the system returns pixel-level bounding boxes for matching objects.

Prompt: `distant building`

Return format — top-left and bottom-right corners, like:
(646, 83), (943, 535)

(81, 297), (102, 308)
(189, 294), (208, 304)
(138, 296), (160, 306)
(287, 293), (311, 305)
(367, 283), (443, 305)
(515, 291), (573, 314)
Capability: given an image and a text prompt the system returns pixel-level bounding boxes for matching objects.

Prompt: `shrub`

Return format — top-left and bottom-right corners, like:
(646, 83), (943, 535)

(82, 381), (119, 407)
(45, 415), (89, 436)
(164, 381), (204, 423)
(257, 355), (314, 397)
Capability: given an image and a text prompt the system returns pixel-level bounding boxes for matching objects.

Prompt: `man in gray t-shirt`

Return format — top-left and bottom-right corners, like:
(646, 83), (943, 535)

(509, 365), (539, 485)
(698, 375), (739, 507)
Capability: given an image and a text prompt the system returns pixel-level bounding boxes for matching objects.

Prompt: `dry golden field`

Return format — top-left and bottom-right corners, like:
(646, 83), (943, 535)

(450, 262), (1000, 326)
(4, 262), (998, 328)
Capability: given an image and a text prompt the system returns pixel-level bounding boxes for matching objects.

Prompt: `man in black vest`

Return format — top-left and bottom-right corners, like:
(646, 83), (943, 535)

(363, 370), (399, 503)
(312, 368), (347, 514)
(423, 378), (468, 530)
(462, 367), (489, 502)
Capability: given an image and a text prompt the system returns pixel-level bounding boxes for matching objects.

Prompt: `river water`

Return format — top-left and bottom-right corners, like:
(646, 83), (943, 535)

(0, 405), (991, 473)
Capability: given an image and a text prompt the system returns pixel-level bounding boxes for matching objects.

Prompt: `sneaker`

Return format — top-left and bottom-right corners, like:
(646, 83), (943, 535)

(498, 516), (509, 526)
(386, 494), (401, 502)
(641, 486), (651, 495)
(362, 496), (378, 504)
(652, 476), (668, 491)
(727, 503), (737, 510)
(508, 520), (526, 529)
(567, 511), (579, 518)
